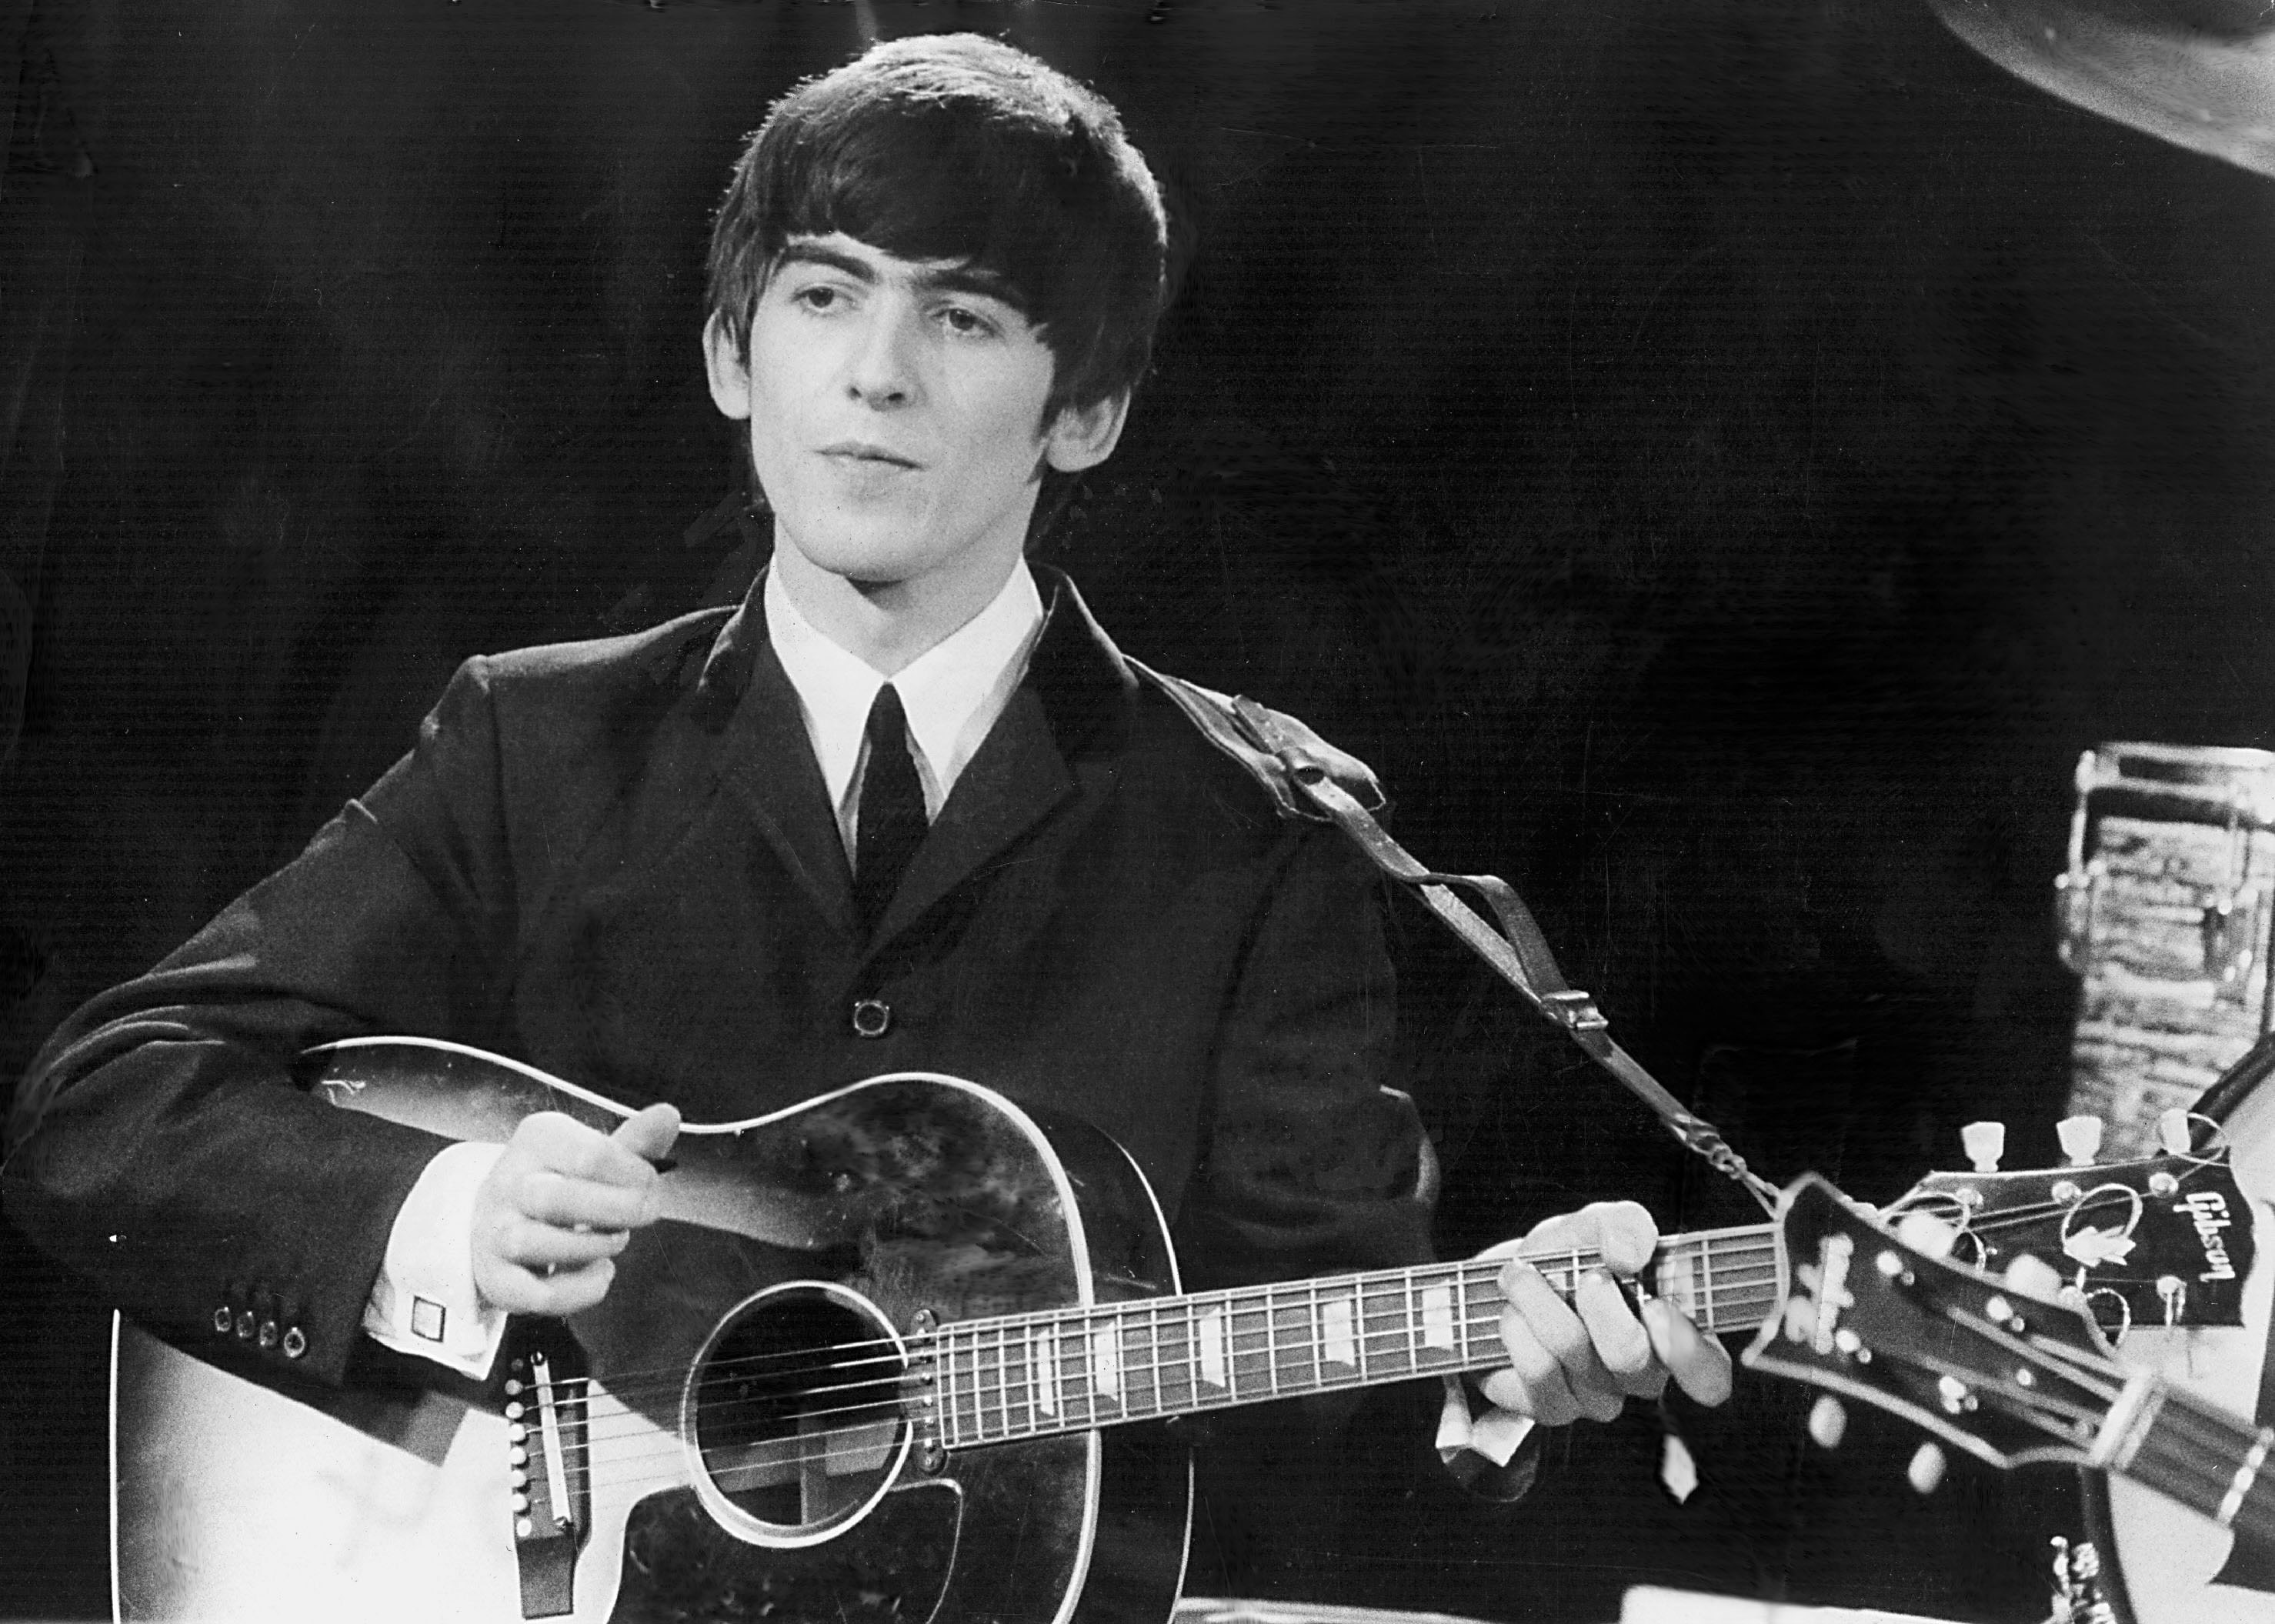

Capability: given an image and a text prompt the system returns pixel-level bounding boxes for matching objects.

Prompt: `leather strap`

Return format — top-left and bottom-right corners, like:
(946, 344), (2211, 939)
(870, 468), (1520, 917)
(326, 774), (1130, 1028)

(1132, 659), (1776, 1209)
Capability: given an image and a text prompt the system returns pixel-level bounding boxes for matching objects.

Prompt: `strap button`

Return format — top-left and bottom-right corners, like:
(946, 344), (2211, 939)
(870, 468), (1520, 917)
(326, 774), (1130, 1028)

(850, 998), (892, 1039)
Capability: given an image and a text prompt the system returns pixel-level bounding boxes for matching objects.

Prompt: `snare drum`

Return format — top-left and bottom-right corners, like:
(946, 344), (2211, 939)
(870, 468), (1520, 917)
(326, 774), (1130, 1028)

(2058, 743), (2275, 1159)
(2081, 1039), (2275, 1623)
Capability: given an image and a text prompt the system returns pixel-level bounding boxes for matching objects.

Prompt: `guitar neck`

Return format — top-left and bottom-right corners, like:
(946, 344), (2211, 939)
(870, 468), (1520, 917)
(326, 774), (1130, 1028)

(2110, 1380), (2275, 1553)
(929, 1221), (1779, 1449)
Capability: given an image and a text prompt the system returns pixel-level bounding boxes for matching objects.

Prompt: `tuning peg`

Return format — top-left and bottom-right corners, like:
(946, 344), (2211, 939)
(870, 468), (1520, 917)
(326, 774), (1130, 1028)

(1896, 1210), (1961, 1260)
(1960, 1121), (2006, 1174)
(1907, 1442), (1946, 1495)
(2056, 1115), (2104, 1167)
(2001, 1252), (2066, 1306)
(2157, 1109), (2193, 1157)
(1807, 1395), (1847, 1449)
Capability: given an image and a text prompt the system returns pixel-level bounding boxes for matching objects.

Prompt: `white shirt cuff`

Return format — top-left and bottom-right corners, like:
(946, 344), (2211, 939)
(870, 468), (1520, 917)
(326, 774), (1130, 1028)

(1435, 1374), (1538, 1468)
(365, 1139), (510, 1380)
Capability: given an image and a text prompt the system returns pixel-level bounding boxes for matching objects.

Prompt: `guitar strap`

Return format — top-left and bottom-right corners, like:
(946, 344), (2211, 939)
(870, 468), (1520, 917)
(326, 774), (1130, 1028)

(1131, 659), (1779, 1212)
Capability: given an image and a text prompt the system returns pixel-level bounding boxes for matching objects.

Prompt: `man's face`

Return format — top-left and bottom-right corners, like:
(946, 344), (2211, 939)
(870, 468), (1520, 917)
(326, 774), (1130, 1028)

(706, 234), (1124, 603)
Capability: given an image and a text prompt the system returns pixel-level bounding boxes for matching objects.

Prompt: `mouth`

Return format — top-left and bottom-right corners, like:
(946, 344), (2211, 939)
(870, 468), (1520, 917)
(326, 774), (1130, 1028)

(818, 442), (922, 471)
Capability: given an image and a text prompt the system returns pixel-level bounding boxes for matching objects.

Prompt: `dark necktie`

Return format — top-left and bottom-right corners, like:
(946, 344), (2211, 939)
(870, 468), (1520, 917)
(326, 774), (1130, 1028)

(852, 683), (928, 938)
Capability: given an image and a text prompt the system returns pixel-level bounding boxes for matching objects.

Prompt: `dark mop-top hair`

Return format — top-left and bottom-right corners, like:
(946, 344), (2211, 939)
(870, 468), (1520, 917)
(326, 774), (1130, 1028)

(706, 33), (1169, 422)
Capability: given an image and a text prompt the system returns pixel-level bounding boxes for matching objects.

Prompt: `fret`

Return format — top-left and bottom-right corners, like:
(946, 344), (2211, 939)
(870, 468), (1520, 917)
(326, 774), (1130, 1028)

(992, 1324), (1012, 1439)
(1231, 1297), (1268, 1399)
(1698, 1235), (1716, 1333)
(1403, 1272), (1419, 1377)
(1144, 1301), (1164, 1420)
(1159, 1301), (1193, 1413)
(1267, 1292), (1300, 1394)
(1264, 1288), (1282, 1398)
(1308, 1279), (1324, 1393)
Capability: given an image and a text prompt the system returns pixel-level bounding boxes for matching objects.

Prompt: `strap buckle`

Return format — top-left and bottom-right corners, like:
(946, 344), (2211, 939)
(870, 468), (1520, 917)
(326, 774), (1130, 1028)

(1540, 990), (1609, 1033)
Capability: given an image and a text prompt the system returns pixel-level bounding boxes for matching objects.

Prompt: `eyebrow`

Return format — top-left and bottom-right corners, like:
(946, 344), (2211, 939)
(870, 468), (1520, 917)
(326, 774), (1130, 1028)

(775, 243), (1031, 315)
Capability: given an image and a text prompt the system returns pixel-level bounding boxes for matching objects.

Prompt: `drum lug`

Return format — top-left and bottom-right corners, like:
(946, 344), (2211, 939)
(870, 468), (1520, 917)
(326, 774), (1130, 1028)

(2202, 887), (2260, 992)
(2054, 862), (2102, 976)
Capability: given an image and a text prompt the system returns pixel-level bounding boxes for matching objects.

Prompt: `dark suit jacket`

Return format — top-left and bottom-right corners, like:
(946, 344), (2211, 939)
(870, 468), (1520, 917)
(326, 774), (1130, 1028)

(3, 569), (1433, 1392)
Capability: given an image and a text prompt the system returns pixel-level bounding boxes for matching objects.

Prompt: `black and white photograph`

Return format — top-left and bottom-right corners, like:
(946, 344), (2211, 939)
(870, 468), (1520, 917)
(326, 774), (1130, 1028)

(5, 2), (2275, 1621)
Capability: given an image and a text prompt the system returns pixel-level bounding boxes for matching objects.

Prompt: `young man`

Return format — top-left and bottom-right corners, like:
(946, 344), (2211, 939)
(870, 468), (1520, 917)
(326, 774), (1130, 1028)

(4, 29), (1725, 1596)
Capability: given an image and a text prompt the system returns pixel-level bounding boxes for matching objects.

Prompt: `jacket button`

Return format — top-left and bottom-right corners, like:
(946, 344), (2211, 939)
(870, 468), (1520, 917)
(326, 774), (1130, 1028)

(212, 1307), (233, 1336)
(281, 1326), (308, 1360)
(849, 999), (892, 1039)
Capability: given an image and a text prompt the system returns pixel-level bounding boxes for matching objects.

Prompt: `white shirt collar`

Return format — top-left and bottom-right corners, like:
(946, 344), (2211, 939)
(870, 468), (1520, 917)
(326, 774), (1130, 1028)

(763, 560), (1046, 852)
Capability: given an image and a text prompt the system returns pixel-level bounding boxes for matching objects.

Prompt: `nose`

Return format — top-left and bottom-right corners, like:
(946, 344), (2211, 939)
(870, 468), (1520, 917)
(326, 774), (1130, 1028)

(846, 305), (919, 409)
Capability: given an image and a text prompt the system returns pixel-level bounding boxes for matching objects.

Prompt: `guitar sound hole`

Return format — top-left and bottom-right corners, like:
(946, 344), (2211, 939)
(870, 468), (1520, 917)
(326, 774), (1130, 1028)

(689, 1284), (912, 1543)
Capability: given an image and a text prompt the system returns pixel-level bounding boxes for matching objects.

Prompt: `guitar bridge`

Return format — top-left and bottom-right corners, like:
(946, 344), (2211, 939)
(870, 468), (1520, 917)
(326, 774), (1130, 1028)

(506, 1336), (588, 1619)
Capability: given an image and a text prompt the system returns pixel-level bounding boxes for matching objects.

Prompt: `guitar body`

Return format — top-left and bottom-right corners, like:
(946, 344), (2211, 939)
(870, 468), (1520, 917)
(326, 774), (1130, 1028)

(112, 1039), (1192, 1624)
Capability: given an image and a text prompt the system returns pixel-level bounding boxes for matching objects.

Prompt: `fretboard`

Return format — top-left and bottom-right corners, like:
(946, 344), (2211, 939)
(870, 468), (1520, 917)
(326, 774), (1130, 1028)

(2118, 1382), (2275, 1559)
(929, 1221), (1780, 1449)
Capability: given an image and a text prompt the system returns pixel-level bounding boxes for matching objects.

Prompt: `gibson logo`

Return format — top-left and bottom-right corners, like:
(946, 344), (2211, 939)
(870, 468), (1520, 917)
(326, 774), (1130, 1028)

(2177, 1190), (2239, 1282)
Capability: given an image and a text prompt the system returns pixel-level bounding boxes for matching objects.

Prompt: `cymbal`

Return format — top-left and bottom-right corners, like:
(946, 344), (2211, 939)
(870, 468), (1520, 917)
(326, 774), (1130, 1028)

(1926, 0), (2275, 178)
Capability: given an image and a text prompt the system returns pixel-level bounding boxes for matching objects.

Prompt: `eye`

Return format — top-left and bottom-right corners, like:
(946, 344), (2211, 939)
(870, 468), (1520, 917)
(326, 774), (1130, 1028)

(936, 304), (999, 339)
(792, 284), (844, 313)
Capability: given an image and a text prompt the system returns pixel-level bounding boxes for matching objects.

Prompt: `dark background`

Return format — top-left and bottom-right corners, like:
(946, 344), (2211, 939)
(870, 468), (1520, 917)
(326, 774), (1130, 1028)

(5, 0), (2273, 1619)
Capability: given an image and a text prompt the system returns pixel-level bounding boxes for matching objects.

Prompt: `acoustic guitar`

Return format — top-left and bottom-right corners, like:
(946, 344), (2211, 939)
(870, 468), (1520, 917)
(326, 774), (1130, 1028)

(110, 1037), (2248, 1624)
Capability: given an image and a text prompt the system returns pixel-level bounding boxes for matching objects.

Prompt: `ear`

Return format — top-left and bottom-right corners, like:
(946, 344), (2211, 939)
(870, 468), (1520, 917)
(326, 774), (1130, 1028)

(1042, 392), (1130, 474)
(702, 314), (754, 422)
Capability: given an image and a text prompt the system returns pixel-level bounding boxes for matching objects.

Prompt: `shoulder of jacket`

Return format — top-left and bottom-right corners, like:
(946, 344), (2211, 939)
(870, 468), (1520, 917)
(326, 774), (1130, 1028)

(1123, 656), (1385, 823)
(465, 608), (732, 703)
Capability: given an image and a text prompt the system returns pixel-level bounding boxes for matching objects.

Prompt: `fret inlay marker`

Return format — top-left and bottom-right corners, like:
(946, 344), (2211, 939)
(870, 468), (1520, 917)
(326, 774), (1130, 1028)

(1199, 1307), (1229, 1389)
(1421, 1282), (1455, 1350)
(1035, 1326), (1059, 1417)
(1323, 1295), (1358, 1367)
(1089, 1323), (1122, 1402)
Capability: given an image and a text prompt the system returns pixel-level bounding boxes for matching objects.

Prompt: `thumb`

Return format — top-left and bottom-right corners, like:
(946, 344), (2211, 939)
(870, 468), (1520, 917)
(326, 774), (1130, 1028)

(612, 1101), (682, 1165)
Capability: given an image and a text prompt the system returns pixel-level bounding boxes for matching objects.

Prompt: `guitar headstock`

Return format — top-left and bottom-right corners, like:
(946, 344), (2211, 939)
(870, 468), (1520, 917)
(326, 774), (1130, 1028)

(1743, 1175), (2129, 1472)
(1884, 1113), (2251, 1339)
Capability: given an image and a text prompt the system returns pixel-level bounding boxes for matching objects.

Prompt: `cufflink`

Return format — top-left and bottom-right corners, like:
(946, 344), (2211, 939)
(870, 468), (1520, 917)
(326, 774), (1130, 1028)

(411, 1296), (448, 1343)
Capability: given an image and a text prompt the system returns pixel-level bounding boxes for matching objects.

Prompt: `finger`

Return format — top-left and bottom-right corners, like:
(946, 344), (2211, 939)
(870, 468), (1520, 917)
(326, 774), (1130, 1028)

(511, 1168), (657, 1233)
(1500, 1260), (1622, 1422)
(489, 1216), (630, 1270)
(612, 1102), (682, 1168)
(517, 1111), (664, 1192)
(1481, 1312), (1584, 1426)
(1585, 1201), (1658, 1276)
(1572, 1269), (1660, 1398)
(475, 1255), (616, 1319)
(1640, 1296), (1733, 1406)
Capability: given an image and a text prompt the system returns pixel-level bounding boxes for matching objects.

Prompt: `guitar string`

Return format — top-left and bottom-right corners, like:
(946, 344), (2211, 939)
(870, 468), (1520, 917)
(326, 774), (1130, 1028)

(526, 1287), (1797, 1472)
(539, 1280), (1795, 1452)
(544, 1292), (1795, 1463)
(501, 1172), (2183, 1407)
(504, 1242), (1790, 1406)
(522, 1269), (1787, 1437)
(2125, 1392), (2275, 1546)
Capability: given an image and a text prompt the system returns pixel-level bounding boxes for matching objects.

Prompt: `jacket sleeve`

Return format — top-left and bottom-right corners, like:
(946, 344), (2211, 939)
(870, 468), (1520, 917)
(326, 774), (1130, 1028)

(2, 657), (522, 1389)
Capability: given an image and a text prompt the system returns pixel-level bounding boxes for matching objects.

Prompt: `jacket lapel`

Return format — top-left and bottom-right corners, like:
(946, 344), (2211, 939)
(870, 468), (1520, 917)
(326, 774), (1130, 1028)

(702, 596), (860, 940)
(869, 569), (1136, 947)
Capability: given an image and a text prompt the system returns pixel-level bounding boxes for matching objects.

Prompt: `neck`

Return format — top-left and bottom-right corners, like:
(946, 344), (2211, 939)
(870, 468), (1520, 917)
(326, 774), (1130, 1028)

(769, 529), (1027, 679)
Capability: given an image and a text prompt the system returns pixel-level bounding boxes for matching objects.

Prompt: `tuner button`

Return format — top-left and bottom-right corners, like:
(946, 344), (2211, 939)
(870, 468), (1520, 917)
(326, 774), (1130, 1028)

(2057, 1115), (2104, 1167)
(1896, 1211), (1962, 1260)
(1807, 1396), (1847, 1449)
(1908, 1442), (1947, 1495)
(1960, 1121), (2006, 1175)
(2158, 1109), (2193, 1157)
